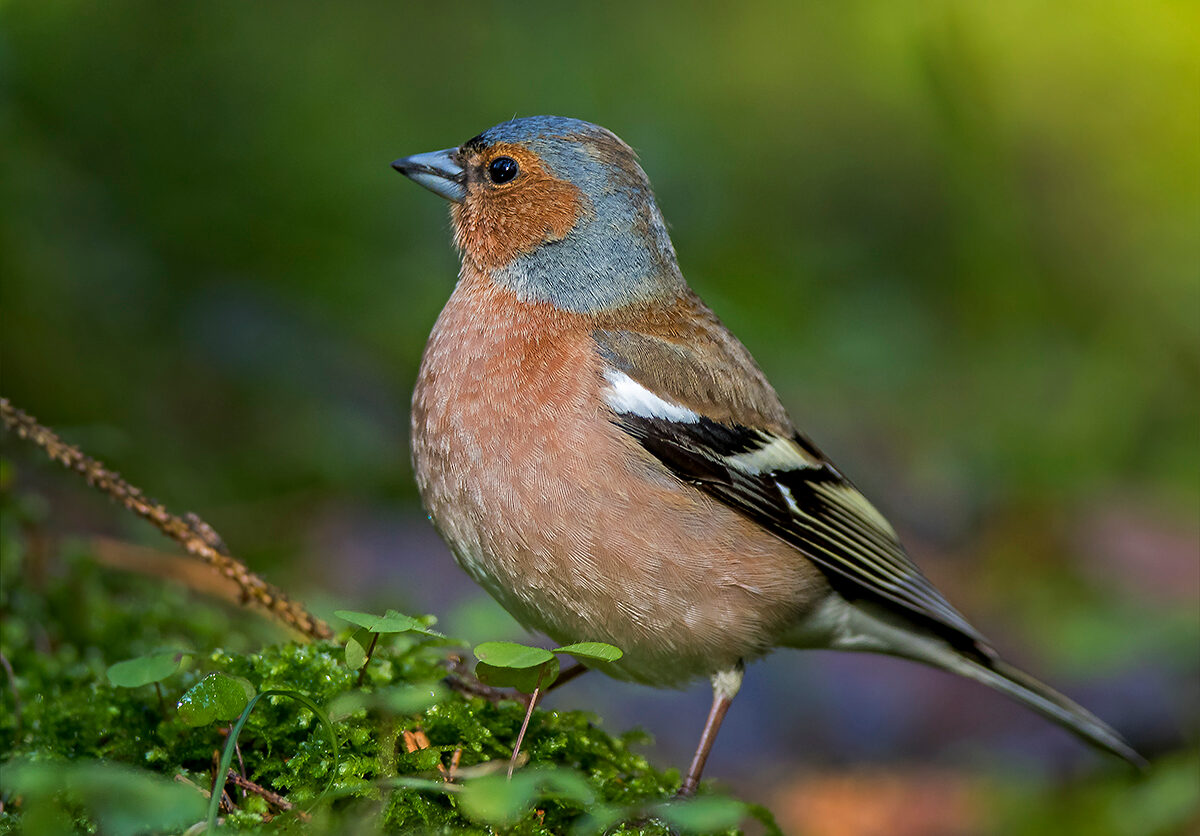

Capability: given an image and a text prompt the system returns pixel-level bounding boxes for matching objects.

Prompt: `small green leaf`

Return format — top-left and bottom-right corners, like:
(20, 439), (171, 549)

(328, 682), (448, 721)
(344, 628), (372, 670)
(473, 641), (555, 669)
(531, 768), (594, 805)
(476, 658), (559, 694)
(458, 772), (536, 825)
(334, 608), (443, 635)
(327, 690), (369, 722)
(475, 641), (560, 692)
(553, 641), (623, 662)
(377, 776), (458, 794)
(378, 681), (448, 714)
(106, 651), (188, 688)
(459, 768), (594, 826)
(2, 758), (206, 836)
(176, 672), (255, 727)
(653, 797), (747, 832)
(572, 803), (626, 834)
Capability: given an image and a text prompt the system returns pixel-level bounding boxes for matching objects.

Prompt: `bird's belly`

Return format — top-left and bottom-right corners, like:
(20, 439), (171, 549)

(410, 286), (825, 686)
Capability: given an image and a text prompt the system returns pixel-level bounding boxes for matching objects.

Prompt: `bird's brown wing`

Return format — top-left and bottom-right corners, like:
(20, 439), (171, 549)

(594, 327), (990, 652)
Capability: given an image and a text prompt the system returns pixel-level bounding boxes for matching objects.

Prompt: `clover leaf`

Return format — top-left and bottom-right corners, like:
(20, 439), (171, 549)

(458, 767), (594, 826)
(336, 609), (445, 684)
(176, 672), (255, 727)
(473, 642), (559, 694)
(471, 640), (624, 695)
(553, 641), (623, 663)
(653, 796), (748, 831)
(473, 642), (556, 669)
(106, 650), (189, 689)
(333, 608), (442, 636)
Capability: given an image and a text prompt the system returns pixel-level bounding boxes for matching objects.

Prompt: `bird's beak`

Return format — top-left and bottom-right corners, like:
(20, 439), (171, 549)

(392, 148), (466, 204)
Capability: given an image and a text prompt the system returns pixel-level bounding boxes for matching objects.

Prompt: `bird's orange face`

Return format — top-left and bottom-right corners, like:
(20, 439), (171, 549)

(394, 116), (684, 312)
(450, 142), (585, 273)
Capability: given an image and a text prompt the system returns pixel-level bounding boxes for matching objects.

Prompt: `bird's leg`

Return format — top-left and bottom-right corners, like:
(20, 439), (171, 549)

(678, 661), (744, 797)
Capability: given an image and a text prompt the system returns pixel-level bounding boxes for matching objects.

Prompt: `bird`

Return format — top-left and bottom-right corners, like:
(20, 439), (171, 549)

(391, 115), (1145, 793)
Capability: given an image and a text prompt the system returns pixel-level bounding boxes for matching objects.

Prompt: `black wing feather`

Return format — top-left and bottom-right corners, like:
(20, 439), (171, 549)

(616, 411), (991, 653)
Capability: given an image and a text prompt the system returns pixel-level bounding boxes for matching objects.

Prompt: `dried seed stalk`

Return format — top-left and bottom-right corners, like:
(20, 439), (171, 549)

(0, 397), (331, 640)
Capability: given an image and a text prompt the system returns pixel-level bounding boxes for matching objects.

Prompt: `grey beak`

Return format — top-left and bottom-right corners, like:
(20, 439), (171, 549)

(392, 148), (466, 203)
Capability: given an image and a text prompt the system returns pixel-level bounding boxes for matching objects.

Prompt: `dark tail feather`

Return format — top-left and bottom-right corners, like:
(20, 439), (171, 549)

(951, 653), (1147, 769)
(792, 598), (1148, 767)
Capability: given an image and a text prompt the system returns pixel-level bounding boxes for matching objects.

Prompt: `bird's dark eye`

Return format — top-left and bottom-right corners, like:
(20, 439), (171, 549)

(487, 156), (520, 184)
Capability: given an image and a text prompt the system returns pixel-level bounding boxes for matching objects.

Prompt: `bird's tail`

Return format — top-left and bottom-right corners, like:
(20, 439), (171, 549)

(941, 650), (1147, 768)
(794, 598), (1147, 768)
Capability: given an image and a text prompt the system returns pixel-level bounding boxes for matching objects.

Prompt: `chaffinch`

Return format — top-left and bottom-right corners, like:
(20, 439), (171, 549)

(392, 115), (1143, 792)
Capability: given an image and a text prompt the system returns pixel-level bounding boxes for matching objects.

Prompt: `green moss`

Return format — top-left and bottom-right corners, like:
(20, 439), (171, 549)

(0, 490), (761, 835)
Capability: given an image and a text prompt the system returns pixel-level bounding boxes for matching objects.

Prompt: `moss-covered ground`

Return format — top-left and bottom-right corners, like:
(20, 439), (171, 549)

(0, 486), (775, 834)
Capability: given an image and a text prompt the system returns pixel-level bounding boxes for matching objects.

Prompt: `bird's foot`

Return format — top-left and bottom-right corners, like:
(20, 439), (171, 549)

(674, 777), (698, 798)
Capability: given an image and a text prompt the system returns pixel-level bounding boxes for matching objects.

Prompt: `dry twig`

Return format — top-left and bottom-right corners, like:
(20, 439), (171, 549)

(0, 397), (331, 640)
(443, 654), (517, 703)
(224, 770), (310, 820)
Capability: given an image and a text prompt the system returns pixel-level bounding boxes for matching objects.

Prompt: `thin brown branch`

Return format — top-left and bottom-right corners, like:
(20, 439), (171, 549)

(0, 397), (331, 640)
(225, 769), (309, 820)
(443, 654), (518, 703)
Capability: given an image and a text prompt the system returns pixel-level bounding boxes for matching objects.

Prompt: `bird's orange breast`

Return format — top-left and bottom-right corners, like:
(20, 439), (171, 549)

(411, 267), (826, 686)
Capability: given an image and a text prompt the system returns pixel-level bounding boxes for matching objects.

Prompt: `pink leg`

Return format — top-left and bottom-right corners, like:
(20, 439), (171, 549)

(678, 663), (743, 796)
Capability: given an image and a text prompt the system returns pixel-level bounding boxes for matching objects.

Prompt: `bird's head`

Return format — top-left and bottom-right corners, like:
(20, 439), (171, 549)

(393, 116), (684, 312)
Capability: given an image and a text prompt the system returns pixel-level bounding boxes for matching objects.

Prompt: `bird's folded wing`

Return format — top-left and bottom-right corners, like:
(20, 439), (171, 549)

(594, 326), (987, 649)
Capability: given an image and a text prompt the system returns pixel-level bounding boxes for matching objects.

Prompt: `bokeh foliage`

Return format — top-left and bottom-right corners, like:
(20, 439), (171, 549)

(1, 1), (1194, 532)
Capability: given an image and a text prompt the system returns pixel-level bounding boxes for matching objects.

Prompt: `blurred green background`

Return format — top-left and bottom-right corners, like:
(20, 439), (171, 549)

(1, 1), (1197, 833)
